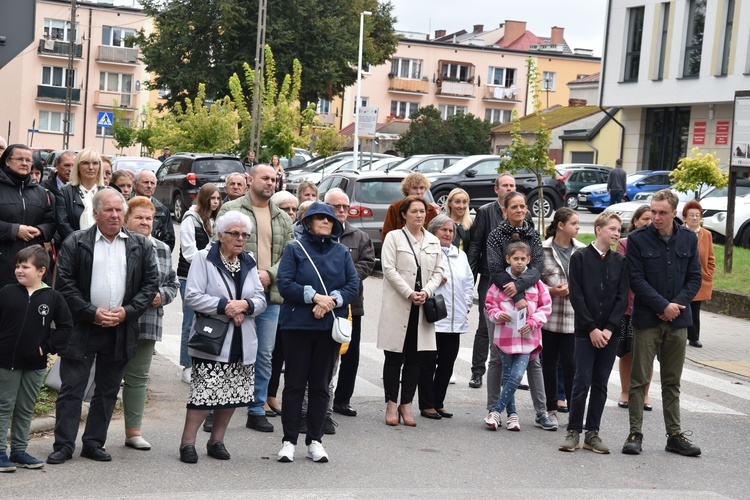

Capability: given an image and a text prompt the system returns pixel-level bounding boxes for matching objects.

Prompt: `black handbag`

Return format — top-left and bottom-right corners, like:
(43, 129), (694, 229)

(186, 267), (234, 356)
(401, 229), (447, 323)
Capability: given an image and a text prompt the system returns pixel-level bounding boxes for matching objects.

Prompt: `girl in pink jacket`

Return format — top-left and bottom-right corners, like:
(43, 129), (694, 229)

(484, 242), (551, 431)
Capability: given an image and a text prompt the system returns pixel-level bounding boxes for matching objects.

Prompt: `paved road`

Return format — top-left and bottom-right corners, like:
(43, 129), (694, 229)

(8, 224), (749, 498)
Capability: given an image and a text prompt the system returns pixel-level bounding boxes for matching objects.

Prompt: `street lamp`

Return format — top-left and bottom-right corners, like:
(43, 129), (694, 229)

(352, 10), (372, 168)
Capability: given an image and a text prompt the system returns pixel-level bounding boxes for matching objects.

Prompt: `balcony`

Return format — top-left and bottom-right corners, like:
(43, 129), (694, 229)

(483, 85), (521, 102)
(317, 113), (336, 125)
(97, 45), (139, 65)
(388, 77), (428, 94)
(37, 39), (83, 58)
(36, 85), (81, 104)
(94, 90), (136, 109)
(437, 80), (475, 98)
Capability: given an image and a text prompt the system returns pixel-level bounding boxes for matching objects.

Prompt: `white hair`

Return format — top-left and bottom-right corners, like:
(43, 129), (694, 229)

(216, 211), (254, 234)
(323, 188), (349, 204)
(270, 190), (298, 207)
(134, 169), (156, 183)
(225, 172), (247, 185)
(93, 188), (127, 214)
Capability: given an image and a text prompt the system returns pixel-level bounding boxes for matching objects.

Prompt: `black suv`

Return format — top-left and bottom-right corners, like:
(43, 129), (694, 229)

(426, 155), (566, 218)
(154, 153), (245, 221)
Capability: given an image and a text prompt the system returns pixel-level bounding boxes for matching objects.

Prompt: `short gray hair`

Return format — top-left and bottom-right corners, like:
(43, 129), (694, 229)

(216, 211), (254, 234)
(323, 188), (349, 204)
(134, 169), (156, 183)
(297, 200), (314, 221)
(225, 172), (247, 185)
(427, 214), (453, 236)
(270, 190), (298, 207)
(93, 188), (127, 214)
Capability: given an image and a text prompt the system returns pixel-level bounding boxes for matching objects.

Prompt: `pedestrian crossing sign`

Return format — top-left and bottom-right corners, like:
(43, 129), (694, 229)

(97, 112), (114, 128)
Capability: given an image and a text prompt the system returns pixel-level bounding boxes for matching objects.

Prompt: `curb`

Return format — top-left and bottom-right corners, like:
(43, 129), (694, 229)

(20, 403), (90, 438)
(703, 289), (750, 319)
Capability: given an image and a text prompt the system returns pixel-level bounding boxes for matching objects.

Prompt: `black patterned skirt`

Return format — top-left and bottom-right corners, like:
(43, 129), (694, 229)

(617, 314), (634, 358)
(187, 358), (255, 410)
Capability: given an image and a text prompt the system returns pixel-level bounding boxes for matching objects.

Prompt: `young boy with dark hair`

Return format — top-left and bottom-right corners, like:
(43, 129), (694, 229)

(559, 212), (629, 454)
(0, 246), (73, 472)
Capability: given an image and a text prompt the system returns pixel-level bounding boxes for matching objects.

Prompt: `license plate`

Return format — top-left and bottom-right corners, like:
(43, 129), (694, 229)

(214, 182), (225, 188)
(578, 194), (587, 201)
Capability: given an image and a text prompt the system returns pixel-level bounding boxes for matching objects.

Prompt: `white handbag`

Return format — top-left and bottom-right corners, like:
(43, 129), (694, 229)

(295, 241), (352, 344)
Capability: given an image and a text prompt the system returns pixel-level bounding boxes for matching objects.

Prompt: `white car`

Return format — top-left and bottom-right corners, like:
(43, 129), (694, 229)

(702, 194), (750, 248)
(608, 189), (695, 229)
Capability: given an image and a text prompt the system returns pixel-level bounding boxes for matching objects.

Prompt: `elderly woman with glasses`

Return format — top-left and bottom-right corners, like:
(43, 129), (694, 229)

(178, 211), (267, 464)
(682, 200), (714, 348)
(270, 190), (299, 221)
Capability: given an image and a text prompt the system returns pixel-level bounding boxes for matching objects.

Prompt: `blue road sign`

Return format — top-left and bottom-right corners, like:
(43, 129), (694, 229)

(97, 112), (114, 128)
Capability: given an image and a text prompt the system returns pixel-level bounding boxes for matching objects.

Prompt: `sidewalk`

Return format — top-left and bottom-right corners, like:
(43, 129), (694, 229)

(684, 310), (750, 378)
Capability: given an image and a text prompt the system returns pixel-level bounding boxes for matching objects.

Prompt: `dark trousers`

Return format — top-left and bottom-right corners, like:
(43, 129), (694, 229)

(687, 300), (702, 342)
(267, 325), (284, 399)
(541, 330), (575, 411)
(610, 190), (624, 204)
(567, 335), (619, 433)
(418, 333), (460, 410)
(471, 274), (491, 377)
(333, 315), (362, 407)
(53, 332), (128, 453)
(383, 305), (420, 404)
(280, 328), (338, 446)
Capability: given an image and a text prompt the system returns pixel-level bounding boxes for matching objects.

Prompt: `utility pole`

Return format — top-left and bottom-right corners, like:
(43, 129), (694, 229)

(248, 0), (267, 157)
(63, 0), (77, 149)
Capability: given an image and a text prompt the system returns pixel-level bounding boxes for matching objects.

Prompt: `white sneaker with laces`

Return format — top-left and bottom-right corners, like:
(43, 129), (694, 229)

(277, 441), (295, 462)
(506, 413), (521, 431)
(306, 441), (329, 463)
(484, 411), (501, 431)
(181, 367), (191, 384)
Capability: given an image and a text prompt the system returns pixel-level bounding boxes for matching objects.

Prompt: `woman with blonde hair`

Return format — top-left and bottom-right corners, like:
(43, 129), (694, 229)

(444, 188), (472, 251)
(55, 148), (105, 243)
(271, 155), (286, 193)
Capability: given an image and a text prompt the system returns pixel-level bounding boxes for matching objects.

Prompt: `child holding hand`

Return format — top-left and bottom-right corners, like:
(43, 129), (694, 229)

(484, 242), (551, 431)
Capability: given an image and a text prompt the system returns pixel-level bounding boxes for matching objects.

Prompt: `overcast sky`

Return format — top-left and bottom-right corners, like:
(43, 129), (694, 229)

(390, 1), (608, 56)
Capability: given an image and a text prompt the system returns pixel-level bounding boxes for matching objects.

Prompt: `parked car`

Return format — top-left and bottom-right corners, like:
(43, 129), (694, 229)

(388, 154), (465, 174)
(278, 148), (314, 170)
(112, 156), (162, 173)
(555, 163), (612, 209)
(577, 170), (672, 213)
(425, 155), (566, 218)
(286, 153), (393, 193)
(31, 147), (54, 169)
(607, 187), (697, 231)
(697, 179), (750, 247)
(315, 170), (436, 257)
(153, 153), (245, 221)
(366, 157), (404, 171)
(284, 152), (353, 175)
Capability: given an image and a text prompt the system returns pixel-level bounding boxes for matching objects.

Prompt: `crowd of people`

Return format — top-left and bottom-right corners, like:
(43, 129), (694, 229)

(0, 143), (712, 473)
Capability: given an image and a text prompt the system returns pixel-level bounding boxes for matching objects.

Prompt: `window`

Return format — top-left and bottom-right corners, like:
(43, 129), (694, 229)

(390, 101), (419, 119)
(42, 66), (76, 87)
(354, 96), (369, 114)
(102, 26), (136, 48)
(472, 160), (501, 176)
(441, 63), (472, 82)
(542, 71), (556, 91)
(390, 58), (422, 79)
(362, 63), (371, 74)
(570, 152), (595, 164)
(656, 3), (670, 80)
(720, 0), (735, 76)
(157, 87), (171, 99)
(97, 117), (130, 137)
(438, 104), (467, 119)
(317, 98), (331, 114)
(683, 0), (706, 77)
(43, 19), (79, 41)
(624, 7), (645, 81)
(642, 107), (690, 170)
(39, 110), (74, 134)
(487, 67), (517, 87)
(485, 108), (511, 124)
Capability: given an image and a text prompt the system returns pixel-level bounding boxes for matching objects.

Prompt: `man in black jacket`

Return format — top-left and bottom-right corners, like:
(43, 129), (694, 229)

(41, 151), (74, 199)
(622, 189), (702, 457)
(47, 189), (159, 465)
(134, 169), (175, 251)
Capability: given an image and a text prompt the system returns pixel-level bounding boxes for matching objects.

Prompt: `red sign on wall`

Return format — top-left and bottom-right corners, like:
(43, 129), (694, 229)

(716, 120), (730, 145)
(693, 121), (706, 145)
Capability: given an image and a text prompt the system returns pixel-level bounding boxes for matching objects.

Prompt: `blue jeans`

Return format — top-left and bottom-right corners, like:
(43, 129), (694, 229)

(247, 301), (280, 416)
(179, 279), (194, 368)
(491, 348), (530, 416)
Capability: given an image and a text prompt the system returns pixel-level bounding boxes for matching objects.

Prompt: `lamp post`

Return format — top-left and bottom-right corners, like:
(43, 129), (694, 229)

(353, 10), (372, 168)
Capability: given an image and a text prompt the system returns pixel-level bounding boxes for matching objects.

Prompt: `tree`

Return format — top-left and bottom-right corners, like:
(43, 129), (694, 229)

(670, 148), (728, 199)
(111, 107), (137, 154)
(500, 58), (556, 228)
(445, 113), (491, 155)
(136, 0), (398, 110)
(312, 125), (347, 158)
(394, 106), (490, 157)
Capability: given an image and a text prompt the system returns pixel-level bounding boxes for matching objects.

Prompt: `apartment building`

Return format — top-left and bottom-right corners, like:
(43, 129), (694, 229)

(600, 0), (750, 171)
(0, 0), (151, 155)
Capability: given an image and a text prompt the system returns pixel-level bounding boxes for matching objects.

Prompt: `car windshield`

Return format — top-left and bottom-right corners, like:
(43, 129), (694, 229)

(390, 156), (428, 171)
(194, 159), (243, 175)
(370, 158), (403, 170)
(115, 159), (161, 172)
(702, 185), (750, 198)
(627, 173), (646, 183)
(440, 157), (501, 175)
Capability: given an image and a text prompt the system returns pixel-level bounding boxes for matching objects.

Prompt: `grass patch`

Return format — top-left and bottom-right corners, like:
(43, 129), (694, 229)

(574, 233), (750, 294)
(35, 385), (58, 416)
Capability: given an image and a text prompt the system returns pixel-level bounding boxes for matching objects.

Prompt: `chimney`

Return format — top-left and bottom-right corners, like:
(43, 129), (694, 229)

(569, 98), (588, 107)
(434, 29), (446, 39)
(500, 20), (526, 48)
(550, 26), (564, 45)
(473, 24), (484, 33)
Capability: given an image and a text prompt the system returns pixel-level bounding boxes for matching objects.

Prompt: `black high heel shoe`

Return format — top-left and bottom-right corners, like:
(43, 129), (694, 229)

(436, 409), (453, 418)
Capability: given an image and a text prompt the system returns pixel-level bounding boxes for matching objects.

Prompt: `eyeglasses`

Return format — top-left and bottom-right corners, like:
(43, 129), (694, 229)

(9, 157), (33, 164)
(281, 206), (298, 213)
(327, 203), (350, 211)
(686, 214), (702, 219)
(224, 231), (250, 239)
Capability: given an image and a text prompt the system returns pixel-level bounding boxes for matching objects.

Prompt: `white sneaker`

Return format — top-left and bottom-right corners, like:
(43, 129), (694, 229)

(449, 373), (457, 384)
(306, 440), (328, 463)
(181, 367), (191, 384)
(484, 411), (501, 431)
(506, 413), (521, 431)
(548, 410), (559, 429)
(277, 441), (295, 462)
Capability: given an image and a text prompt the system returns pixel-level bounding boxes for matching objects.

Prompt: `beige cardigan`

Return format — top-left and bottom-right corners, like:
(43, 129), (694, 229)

(377, 228), (445, 352)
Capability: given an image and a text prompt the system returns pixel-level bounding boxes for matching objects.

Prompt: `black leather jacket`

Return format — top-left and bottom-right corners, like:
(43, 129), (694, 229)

(338, 222), (376, 316)
(151, 197), (175, 251)
(54, 225), (159, 360)
(55, 183), (90, 244)
(467, 201), (503, 278)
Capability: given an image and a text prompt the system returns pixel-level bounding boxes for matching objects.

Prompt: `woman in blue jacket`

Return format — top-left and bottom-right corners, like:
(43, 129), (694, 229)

(275, 202), (359, 464)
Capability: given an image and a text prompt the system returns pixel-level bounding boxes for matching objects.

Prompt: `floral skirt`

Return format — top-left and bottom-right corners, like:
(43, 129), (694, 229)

(187, 358), (255, 410)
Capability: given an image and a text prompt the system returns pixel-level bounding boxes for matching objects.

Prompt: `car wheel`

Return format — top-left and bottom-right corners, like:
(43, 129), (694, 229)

(528, 194), (554, 219)
(588, 207), (604, 214)
(566, 195), (579, 210)
(434, 190), (450, 209)
(173, 195), (185, 222)
(736, 225), (750, 248)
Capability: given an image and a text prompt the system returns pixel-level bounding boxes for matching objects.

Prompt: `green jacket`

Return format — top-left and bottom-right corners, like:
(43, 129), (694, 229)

(217, 195), (294, 304)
